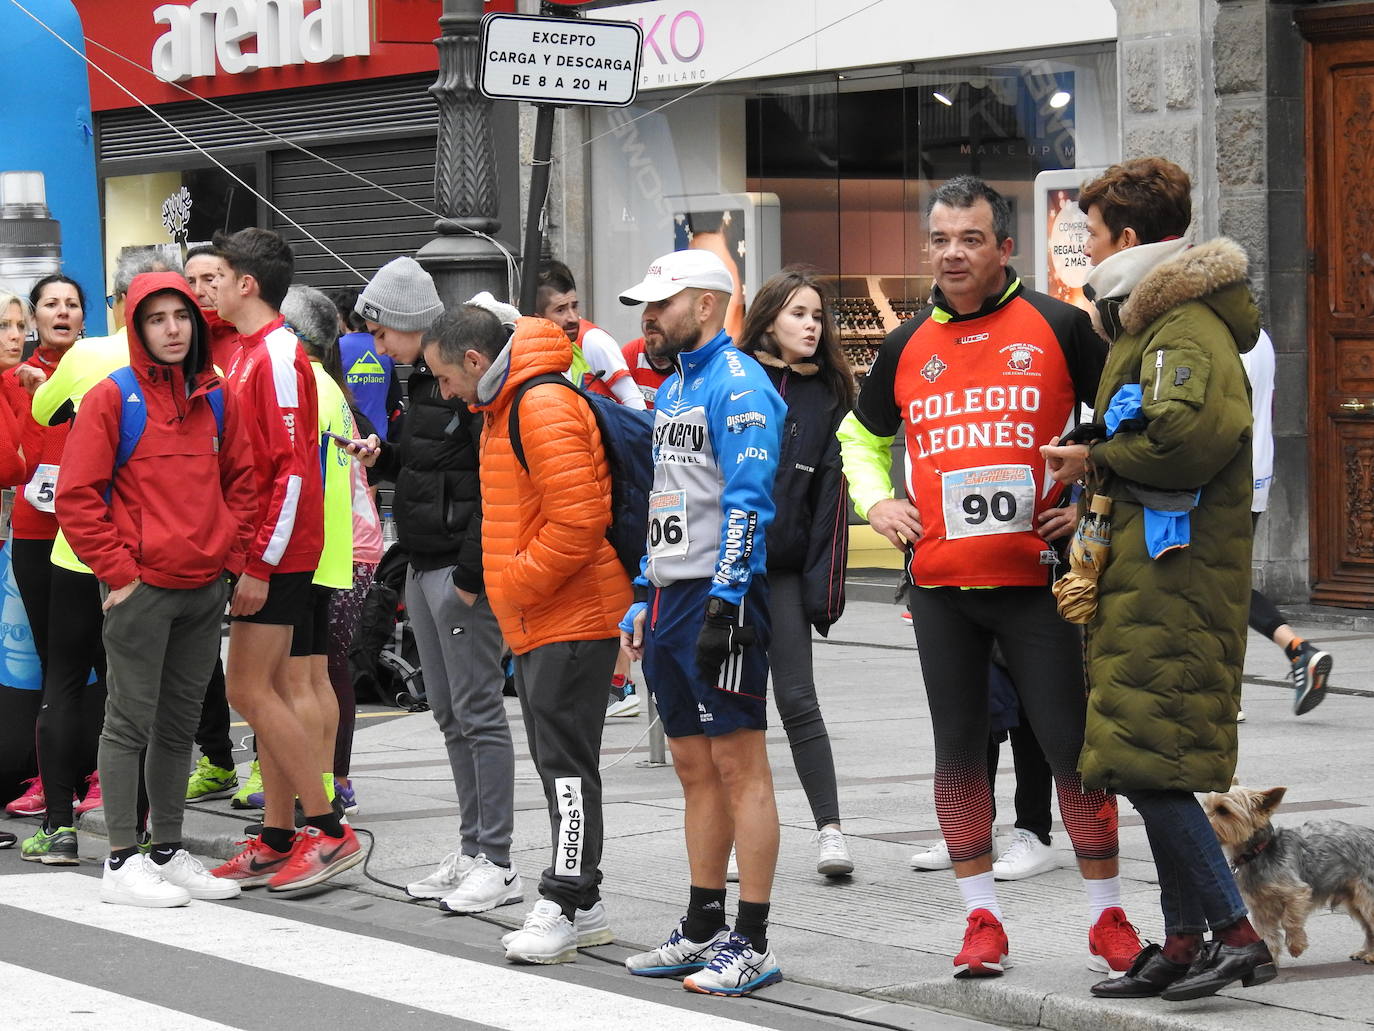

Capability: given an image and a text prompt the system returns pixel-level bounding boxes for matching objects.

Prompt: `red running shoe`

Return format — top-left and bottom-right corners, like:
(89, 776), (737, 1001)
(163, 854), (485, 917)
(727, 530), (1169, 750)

(5, 778), (45, 818)
(267, 825), (363, 892)
(74, 772), (103, 817)
(954, 908), (1008, 978)
(211, 835), (294, 888)
(1088, 906), (1144, 976)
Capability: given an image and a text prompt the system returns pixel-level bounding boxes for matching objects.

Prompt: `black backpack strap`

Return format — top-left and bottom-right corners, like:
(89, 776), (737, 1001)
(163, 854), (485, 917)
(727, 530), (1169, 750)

(508, 373), (580, 472)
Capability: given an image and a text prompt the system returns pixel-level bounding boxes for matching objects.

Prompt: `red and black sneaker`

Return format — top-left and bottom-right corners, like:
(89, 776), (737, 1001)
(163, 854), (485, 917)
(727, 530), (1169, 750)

(1088, 906), (1144, 976)
(267, 825), (364, 892)
(210, 835), (294, 888)
(954, 908), (1009, 978)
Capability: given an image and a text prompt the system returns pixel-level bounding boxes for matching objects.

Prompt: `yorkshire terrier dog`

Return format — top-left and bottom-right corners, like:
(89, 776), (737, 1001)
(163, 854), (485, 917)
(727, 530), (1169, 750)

(1203, 784), (1374, 965)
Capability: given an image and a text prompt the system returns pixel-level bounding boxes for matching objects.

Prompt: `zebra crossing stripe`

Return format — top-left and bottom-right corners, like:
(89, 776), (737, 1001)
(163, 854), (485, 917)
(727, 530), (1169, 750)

(0, 875), (761, 1031)
(0, 960), (244, 1031)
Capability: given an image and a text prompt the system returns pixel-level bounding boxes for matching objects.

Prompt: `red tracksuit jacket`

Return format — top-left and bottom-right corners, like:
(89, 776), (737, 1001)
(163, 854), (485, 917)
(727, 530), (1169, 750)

(55, 274), (258, 590)
(226, 314), (324, 580)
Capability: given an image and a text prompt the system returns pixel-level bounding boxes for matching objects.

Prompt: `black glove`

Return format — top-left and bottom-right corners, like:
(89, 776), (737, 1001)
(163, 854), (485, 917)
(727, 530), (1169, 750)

(695, 598), (756, 687)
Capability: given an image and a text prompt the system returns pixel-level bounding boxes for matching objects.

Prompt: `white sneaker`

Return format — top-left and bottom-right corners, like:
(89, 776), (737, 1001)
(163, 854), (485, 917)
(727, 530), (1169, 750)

(911, 834), (1003, 870)
(909, 839), (951, 870)
(439, 854), (523, 914)
(154, 848), (241, 900)
(100, 853), (192, 908)
(726, 846), (739, 882)
(625, 919), (732, 977)
(991, 828), (1057, 881)
(406, 852), (475, 899)
(504, 898), (577, 964)
(815, 827), (854, 877)
(683, 933), (783, 996)
(502, 899), (613, 948)
(606, 692), (640, 719)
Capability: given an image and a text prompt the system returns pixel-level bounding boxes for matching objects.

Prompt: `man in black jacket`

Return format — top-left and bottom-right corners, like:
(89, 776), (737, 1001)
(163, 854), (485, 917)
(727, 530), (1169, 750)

(350, 258), (520, 913)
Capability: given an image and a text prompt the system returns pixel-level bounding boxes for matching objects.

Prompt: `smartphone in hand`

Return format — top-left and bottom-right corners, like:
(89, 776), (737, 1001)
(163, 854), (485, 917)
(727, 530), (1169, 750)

(322, 430), (375, 455)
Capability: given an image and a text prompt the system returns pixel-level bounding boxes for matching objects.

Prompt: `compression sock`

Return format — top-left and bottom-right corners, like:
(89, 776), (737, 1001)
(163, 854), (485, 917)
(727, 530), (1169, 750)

(260, 826), (295, 853)
(734, 900), (771, 952)
(956, 870), (1003, 919)
(1084, 874), (1123, 923)
(1216, 916), (1262, 947)
(1163, 932), (1202, 964)
(149, 842), (182, 865)
(305, 811), (345, 839)
(684, 885), (728, 942)
(107, 847), (139, 870)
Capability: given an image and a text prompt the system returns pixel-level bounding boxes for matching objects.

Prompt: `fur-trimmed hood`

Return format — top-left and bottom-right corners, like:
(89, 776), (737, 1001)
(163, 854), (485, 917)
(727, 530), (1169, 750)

(1085, 238), (1258, 353)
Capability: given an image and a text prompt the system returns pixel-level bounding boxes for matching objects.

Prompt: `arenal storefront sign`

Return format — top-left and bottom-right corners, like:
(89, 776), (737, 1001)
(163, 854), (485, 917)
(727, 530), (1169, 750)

(150, 0), (371, 82)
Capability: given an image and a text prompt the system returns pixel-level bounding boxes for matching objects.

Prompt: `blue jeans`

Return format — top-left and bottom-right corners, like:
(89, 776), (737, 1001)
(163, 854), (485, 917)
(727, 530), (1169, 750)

(1125, 789), (1248, 935)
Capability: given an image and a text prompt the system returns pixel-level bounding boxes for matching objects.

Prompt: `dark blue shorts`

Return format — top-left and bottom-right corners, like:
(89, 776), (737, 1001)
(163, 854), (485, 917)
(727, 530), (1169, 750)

(643, 577), (770, 738)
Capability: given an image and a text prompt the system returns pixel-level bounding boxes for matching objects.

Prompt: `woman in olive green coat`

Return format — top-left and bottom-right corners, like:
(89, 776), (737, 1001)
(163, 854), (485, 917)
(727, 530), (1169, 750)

(1043, 157), (1275, 1004)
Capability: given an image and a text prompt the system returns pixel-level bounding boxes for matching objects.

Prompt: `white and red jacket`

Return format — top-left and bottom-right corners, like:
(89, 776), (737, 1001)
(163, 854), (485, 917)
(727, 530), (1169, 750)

(56, 273), (258, 590)
(226, 314), (324, 580)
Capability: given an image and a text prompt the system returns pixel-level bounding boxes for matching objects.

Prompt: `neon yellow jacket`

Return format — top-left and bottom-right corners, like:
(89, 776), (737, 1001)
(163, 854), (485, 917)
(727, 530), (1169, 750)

(34, 331), (128, 575)
(313, 364), (356, 590)
(836, 409), (896, 520)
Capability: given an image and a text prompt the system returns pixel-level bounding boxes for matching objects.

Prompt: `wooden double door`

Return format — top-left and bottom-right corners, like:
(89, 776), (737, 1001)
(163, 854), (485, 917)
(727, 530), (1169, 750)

(1304, 5), (1374, 606)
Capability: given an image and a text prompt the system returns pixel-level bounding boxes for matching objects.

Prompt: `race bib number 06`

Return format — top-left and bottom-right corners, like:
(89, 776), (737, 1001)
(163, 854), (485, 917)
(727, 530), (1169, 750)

(647, 489), (690, 560)
(940, 464), (1034, 540)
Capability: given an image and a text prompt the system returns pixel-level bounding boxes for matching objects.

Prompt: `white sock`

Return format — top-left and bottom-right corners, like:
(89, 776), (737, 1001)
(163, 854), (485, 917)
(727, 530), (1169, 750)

(1084, 874), (1122, 923)
(956, 871), (1002, 919)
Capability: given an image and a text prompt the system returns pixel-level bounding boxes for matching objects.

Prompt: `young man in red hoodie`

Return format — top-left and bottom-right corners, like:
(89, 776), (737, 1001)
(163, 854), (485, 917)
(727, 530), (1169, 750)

(57, 272), (257, 906)
(207, 228), (361, 891)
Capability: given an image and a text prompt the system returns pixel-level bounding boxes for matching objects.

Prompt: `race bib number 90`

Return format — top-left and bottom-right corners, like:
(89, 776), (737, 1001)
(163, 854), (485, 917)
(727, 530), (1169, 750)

(647, 489), (690, 559)
(940, 464), (1034, 540)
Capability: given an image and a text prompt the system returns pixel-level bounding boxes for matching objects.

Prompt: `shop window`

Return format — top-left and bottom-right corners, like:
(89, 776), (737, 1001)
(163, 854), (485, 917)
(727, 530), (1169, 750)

(103, 164), (258, 292)
(586, 45), (1114, 375)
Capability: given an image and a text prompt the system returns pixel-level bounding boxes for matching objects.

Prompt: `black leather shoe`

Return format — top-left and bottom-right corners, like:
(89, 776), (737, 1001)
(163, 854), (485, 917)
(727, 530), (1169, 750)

(1091, 943), (1192, 998)
(1160, 939), (1277, 1001)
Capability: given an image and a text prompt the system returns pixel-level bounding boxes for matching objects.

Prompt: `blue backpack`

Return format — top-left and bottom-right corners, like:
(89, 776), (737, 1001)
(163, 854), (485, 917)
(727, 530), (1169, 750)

(107, 366), (225, 480)
(508, 373), (653, 579)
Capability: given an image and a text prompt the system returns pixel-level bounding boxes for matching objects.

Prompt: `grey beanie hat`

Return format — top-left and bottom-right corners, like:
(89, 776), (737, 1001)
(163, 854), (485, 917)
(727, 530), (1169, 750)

(355, 256), (444, 332)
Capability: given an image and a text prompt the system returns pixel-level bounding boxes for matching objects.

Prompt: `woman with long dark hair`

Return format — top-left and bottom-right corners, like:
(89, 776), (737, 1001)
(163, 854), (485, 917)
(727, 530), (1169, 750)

(738, 266), (856, 878)
(3, 274), (108, 862)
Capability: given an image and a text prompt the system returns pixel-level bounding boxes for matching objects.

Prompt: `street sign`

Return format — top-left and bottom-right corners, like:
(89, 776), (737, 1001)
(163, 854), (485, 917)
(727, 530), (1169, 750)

(478, 12), (642, 107)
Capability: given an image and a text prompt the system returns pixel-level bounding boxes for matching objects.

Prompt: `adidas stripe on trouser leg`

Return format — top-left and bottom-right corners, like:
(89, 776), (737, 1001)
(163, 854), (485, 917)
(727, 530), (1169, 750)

(513, 637), (619, 913)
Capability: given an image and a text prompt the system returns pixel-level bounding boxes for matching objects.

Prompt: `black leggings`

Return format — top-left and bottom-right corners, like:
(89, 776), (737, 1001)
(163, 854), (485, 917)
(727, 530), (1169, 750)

(329, 563), (374, 779)
(987, 709), (1055, 844)
(908, 585), (1118, 864)
(1248, 514), (1286, 639)
(9, 537), (54, 666)
(37, 565), (106, 828)
(194, 657), (235, 771)
(0, 685), (42, 803)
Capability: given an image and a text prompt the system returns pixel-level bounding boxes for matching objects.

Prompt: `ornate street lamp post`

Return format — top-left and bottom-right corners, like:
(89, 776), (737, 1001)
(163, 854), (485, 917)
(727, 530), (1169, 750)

(417, 0), (512, 307)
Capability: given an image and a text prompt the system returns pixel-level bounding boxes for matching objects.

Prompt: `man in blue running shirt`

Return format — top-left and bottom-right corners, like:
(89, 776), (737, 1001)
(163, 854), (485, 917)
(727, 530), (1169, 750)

(618, 250), (787, 998)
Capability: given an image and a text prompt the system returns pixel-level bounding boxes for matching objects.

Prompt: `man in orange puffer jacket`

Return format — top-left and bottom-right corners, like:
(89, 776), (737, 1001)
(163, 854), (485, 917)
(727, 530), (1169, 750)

(423, 298), (631, 967)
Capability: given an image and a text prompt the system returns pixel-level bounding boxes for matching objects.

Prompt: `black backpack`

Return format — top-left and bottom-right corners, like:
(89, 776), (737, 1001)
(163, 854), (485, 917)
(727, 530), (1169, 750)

(508, 373), (653, 579)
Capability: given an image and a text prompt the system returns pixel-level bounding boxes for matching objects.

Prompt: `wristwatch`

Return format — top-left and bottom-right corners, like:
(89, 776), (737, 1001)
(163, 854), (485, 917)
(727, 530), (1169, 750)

(705, 596), (735, 619)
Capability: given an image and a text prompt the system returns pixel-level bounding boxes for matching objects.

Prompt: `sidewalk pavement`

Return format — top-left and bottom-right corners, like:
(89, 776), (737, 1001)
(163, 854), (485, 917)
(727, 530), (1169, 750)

(34, 585), (1374, 1031)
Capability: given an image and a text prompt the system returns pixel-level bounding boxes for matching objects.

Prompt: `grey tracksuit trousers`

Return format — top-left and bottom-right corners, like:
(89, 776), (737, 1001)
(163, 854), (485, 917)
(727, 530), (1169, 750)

(406, 568), (515, 867)
(514, 637), (619, 915)
(99, 578), (229, 850)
